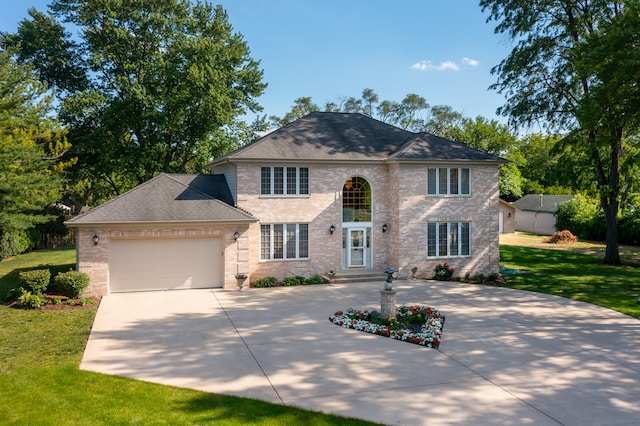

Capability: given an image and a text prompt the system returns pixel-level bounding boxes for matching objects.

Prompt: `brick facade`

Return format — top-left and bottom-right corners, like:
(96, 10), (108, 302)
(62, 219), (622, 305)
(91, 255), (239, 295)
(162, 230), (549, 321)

(76, 161), (500, 295)
(229, 161), (500, 282)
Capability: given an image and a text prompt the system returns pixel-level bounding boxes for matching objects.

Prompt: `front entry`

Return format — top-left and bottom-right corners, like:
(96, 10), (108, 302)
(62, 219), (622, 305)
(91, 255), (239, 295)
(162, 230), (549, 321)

(347, 227), (368, 268)
(342, 176), (373, 270)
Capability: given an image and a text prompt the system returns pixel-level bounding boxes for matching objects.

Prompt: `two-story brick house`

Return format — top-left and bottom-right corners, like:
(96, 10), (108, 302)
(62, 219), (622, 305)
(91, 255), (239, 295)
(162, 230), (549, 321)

(67, 112), (506, 295)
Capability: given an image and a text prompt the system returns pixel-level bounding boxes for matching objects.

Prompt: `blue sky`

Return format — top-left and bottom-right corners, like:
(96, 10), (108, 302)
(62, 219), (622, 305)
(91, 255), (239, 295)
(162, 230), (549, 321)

(1, 1), (513, 123)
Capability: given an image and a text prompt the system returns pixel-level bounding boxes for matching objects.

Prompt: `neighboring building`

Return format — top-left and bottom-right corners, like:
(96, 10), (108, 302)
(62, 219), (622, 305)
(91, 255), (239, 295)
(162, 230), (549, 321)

(499, 199), (516, 234)
(66, 112), (507, 296)
(512, 194), (574, 235)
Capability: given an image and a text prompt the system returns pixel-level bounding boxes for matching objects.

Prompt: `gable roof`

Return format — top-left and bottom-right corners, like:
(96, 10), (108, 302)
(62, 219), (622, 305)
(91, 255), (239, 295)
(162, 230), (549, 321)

(512, 194), (574, 213)
(65, 173), (256, 226)
(208, 112), (507, 166)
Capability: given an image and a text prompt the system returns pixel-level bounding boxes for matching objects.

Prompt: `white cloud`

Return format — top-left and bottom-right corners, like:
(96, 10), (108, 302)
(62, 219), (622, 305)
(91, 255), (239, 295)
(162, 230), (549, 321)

(411, 60), (460, 72)
(462, 57), (480, 67)
(411, 57), (480, 72)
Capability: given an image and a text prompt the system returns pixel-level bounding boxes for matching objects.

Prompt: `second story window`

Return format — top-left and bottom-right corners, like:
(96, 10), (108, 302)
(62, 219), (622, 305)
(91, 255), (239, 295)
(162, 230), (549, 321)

(427, 167), (470, 196)
(261, 166), (309, 196)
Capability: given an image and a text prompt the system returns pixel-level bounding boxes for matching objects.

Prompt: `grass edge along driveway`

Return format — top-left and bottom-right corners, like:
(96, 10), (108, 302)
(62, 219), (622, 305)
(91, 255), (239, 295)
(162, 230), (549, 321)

(0, 247), (377, 426)
(500, 233), (640, 319)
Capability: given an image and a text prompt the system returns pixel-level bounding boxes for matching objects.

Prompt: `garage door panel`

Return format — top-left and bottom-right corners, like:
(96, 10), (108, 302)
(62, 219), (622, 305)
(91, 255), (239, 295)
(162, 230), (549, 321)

(109, 238), (223, 292)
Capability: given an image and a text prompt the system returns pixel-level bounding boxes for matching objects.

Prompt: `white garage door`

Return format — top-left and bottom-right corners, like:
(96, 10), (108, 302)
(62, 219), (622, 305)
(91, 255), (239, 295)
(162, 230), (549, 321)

(109, 238), (223, 292)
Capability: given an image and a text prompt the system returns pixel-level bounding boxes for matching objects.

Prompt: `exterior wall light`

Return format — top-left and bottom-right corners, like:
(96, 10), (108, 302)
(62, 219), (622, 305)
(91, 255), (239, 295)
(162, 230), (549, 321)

(233, 231), (240, 241)
(92, 234), (100, 246)
(382, 224), (388, 233)
(329, 224), (336, 235)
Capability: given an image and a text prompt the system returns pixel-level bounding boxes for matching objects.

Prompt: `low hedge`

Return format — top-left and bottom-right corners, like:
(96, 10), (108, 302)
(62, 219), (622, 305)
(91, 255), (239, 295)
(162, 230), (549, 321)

(53, 271), (90, 298)
(18, 269), (51, 293)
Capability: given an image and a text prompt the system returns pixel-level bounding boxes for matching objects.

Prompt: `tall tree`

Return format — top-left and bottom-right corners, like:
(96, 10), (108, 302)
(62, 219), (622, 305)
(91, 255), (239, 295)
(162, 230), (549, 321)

(481, 0), (639, 264)
(270, 97), (319, 127)
(0, 51), (68, 257)
(424, 105), (463, 138)
(446, 116), (516, 155)
(13, 0), (266, 199)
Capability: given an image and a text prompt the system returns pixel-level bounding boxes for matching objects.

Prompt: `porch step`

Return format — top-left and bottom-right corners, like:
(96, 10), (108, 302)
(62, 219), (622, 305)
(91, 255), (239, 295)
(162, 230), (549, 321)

(328, 270), (408, 284)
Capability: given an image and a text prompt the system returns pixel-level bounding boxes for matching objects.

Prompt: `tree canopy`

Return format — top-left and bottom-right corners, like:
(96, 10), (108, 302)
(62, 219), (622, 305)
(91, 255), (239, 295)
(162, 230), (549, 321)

(481, 0), (640, 264)
(11, 0), (266, 200)
(0, 51), (68, 257)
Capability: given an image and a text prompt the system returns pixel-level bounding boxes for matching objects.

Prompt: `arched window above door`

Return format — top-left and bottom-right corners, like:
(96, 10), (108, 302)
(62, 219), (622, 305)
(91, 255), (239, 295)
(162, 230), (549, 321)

(342, 177), (371, 222)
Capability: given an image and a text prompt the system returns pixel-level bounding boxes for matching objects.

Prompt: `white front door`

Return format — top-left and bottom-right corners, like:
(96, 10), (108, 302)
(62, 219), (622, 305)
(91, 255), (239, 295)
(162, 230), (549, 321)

(348, 228), (367, 268)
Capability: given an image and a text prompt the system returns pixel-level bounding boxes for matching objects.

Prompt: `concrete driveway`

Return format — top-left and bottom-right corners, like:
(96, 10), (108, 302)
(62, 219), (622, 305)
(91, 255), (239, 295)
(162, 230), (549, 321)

(81, 281), (640, 425)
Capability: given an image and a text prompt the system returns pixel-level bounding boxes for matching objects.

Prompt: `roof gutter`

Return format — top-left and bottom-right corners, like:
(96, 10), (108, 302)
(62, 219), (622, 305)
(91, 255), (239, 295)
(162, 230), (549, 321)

(65, 218), (258, 228)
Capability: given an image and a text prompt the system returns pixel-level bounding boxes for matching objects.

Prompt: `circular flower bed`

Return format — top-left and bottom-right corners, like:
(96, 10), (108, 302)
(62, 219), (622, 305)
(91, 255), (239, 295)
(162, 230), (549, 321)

(329, 305), (445, 349)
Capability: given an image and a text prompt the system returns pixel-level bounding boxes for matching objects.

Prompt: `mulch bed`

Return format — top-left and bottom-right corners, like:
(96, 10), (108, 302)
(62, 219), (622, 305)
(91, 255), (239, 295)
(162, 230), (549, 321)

(6, 295), (101, 310)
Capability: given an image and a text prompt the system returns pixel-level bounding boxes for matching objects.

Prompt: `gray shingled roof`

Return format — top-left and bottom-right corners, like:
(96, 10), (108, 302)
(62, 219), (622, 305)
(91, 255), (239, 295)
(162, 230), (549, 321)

(512, 194), (574, 213)
(66, 174), (256, 226)
(392, 133), (506, 162)
(209, 112), (506, 165)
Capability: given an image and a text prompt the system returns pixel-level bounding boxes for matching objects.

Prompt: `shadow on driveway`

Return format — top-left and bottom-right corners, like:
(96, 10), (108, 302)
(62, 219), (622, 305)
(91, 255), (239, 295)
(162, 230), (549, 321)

(82, 282), (640, 425)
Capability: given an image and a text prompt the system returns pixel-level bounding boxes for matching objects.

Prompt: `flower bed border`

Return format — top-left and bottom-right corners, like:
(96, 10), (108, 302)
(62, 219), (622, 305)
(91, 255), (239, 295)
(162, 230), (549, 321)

(329, 305), (445, 349)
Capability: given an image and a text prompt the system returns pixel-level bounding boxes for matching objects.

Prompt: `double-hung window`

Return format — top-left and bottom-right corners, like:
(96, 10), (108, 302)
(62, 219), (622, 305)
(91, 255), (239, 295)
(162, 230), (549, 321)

(427, 222), (470, 258)
(261, 166), (309, 195)
(427, 167), (470, 195)
(260, 223), (309, 260)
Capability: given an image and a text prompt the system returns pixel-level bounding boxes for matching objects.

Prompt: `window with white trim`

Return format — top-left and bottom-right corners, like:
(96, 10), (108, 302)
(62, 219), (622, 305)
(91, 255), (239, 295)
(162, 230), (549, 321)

(427, 167), (470, 195)
(427, 222), (470, 257)
(261, 166), (309, 195)
(260, 223), (309, 260)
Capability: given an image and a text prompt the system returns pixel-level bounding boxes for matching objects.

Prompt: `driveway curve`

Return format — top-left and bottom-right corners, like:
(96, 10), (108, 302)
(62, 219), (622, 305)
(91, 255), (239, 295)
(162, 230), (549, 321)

(81, 281), (640, 425)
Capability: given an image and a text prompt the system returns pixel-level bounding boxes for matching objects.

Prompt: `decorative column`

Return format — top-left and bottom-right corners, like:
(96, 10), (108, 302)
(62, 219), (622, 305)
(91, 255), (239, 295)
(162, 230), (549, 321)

(379, 288), (397, 319)
(380, 268), (398, 319)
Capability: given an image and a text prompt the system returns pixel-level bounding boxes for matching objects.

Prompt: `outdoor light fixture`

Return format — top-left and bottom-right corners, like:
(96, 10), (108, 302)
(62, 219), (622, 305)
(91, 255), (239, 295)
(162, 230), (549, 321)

(329, 224), (336, 235)
(92, 234), (100, 246)
(508, 212), (512, 218)
(233, 231), (240, 241)
(382, 224), (388, 233)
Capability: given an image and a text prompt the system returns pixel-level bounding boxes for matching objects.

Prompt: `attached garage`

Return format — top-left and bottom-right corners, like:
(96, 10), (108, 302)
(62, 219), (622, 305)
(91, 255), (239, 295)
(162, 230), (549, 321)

(109, 237), (223, 292)
(66, 173), (258, 296)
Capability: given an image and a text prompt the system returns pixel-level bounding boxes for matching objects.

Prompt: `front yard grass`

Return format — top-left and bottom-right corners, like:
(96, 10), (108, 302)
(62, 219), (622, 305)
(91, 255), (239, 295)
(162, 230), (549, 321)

(0, 247), (376, 426)
(500, 233), (640, 319)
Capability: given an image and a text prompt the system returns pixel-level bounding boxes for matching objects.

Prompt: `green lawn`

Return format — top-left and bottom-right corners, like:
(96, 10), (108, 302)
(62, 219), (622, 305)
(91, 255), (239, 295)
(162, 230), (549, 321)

(0, 247), (377, 426)
(500, 244), (640, 319)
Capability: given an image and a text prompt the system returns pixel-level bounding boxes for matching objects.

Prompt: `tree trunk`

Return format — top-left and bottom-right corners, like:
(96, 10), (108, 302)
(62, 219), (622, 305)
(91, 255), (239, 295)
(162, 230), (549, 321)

(601, 127), (623, 265)
(602, 200), (621, 265)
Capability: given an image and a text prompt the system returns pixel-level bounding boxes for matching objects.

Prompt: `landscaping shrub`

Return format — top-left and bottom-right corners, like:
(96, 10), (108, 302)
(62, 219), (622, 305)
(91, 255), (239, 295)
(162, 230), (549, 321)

(18, 269), (51, 293)
(5, 286), (26, 302)
(487, 272), (500, 282)
(53, 271), (90, 298)
(556, 194), (605, 241)
(543, 229), (578, 244)
(0, 229), (42, 259)
(619, 208), (640, 246)
(251, 276), (278, 288)
(16, 289), (47, 309)
(281, 276), (297, 286)
(433, 263), (454, 281)
(306, 275), (325, 284)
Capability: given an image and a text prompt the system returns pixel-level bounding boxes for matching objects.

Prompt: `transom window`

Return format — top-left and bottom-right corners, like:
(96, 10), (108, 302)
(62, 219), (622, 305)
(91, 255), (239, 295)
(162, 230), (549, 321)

(427, 167), (470, 195)
(427, 222), (470, 258)
(342, 177), (371, 222)
(260, 223), (309, 260)
(261, 166), (309, 196)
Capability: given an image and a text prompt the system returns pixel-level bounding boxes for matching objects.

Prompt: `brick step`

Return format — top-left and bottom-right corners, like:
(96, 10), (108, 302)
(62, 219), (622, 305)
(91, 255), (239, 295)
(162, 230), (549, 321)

(327, 270), (407, 284)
